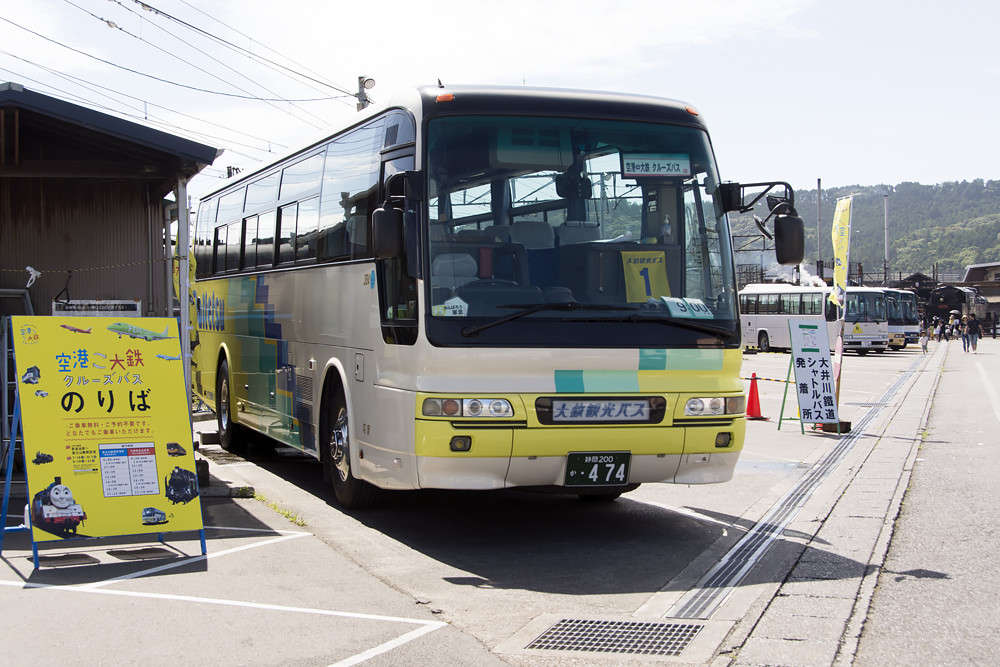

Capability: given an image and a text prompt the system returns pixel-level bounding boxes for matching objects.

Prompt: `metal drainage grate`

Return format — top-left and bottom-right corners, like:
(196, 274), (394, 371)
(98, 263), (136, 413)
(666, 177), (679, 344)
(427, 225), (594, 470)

(526, 619), (702, 656)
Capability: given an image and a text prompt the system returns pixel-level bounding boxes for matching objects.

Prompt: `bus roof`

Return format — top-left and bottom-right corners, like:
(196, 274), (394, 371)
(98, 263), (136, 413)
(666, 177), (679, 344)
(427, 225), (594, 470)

(739, 283), (888, 295)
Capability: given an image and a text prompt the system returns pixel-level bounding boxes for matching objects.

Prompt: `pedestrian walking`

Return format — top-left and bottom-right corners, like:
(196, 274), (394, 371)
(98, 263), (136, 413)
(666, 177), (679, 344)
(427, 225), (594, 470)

(936, 320), (944, 342)
(919, 327), (929, 354)
(967, 314), (981, 353)
(961, 315), (970, 352)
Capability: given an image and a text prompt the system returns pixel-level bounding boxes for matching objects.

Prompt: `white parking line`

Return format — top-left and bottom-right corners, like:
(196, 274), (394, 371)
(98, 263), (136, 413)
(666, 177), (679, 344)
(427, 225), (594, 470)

(975, 361), (1000, 425)
(0, 578), (446, 664)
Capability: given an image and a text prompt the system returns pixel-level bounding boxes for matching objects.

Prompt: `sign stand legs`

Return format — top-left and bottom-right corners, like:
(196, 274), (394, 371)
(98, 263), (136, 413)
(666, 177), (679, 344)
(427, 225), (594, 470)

(777, 356), (804, 434)
(0, 396), (30, 555)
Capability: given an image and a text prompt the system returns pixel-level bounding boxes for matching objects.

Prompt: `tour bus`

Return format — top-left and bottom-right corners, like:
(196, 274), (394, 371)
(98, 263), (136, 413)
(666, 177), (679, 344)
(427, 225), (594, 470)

(883, 288), (919, 349)
(739, 283), (888, 354)
(189, 86), (803, 507)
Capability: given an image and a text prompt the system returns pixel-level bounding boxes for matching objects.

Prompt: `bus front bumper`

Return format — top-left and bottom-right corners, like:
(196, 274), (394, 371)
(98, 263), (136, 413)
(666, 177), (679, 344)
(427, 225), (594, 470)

(413, 418), (745, 490)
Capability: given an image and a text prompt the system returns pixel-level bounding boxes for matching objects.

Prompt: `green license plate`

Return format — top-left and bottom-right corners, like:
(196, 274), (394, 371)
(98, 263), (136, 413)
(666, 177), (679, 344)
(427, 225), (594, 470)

(565, 452), (631, 487)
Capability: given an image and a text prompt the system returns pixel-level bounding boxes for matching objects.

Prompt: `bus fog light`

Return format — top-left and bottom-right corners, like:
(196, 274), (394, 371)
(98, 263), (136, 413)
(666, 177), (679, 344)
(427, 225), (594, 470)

(715, 432), (732, 448)
(450, 435), (472, 451)
(422, 398), (443, 416)
(726, 396), (745, 414)
(685, 398), (705, 415)
(442, 399), (461, 416)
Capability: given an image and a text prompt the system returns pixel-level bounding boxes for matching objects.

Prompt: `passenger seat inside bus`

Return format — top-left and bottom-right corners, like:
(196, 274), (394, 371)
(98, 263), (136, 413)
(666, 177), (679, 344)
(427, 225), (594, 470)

(509, 220), (554, 249)
(556, 221), (600, 245)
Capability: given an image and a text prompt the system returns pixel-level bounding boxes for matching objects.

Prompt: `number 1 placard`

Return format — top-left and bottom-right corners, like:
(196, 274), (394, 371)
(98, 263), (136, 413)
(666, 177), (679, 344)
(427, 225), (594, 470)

(621, 251), (670, 302)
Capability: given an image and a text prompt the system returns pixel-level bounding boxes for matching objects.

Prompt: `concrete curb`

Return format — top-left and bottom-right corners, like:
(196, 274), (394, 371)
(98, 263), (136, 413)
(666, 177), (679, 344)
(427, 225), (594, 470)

(200, 484), (255, 498)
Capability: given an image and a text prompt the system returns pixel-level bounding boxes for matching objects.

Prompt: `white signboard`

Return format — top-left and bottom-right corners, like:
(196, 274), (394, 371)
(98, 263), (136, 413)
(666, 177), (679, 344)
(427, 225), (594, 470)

(788, 319), (839, 424)
(621, 153), (691, 178)
(52, 300), (142, 317)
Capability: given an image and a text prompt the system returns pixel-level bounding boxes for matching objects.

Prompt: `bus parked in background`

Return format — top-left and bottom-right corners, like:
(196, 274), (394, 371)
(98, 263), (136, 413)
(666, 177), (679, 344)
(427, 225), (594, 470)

(739, 284), (888, 355)
(883, 288), (919, 349)
(189, 86), (803, 508)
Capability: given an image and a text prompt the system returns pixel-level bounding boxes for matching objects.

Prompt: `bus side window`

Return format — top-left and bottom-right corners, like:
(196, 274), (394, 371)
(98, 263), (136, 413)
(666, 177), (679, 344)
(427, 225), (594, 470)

(780, 294), (799, 315)
(825, 298), (837, 321)
(277, 203), (297, 265)
(257, 210), (276, 267)
(242, 215), (258, 269)
(377, 154), (418, 345)
(213, 225), (227, 274)
(760, 294), (777, 314)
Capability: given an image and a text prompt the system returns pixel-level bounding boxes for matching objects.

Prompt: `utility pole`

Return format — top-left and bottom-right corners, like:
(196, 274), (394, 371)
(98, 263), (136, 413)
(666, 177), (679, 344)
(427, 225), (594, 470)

(816, 178), (823, 279)
(883, 193), (889, 285)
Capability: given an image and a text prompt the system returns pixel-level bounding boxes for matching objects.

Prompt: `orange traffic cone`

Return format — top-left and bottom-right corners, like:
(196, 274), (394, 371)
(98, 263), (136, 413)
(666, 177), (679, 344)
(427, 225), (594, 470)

(746, 372), (767, 420)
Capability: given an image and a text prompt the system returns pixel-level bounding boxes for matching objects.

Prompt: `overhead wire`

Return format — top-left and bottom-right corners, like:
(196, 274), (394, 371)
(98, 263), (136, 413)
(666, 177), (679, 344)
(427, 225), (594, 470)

(130, 0), (359, 101)
(172, 0), (355, 98)
(0, 51), (287, 149)
(60, 0), (326, 130)
(0, 63), (265, 162)
(103, 0), (334, 128)
(0, 16), (352, 102)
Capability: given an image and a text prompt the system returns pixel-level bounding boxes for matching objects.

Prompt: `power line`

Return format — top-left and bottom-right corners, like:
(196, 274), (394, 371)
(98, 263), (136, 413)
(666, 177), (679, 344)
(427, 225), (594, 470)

(131, 0), (358, 99)
(0, 15), (352, 102)
(60, 0), (326, 129)
(173, 0), (352, 98)
(0, 50), (283, 152)
(103, 0), (333, 128)
(0, 63), (264, 162)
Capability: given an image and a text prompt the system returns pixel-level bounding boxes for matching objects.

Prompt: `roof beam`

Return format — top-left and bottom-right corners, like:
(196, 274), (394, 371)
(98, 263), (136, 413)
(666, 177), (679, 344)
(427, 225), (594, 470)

(0, 159), (166, 179)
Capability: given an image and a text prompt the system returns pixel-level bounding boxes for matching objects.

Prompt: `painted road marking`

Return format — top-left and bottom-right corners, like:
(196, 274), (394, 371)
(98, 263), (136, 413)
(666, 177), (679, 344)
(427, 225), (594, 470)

(975, 361), (1000, 425)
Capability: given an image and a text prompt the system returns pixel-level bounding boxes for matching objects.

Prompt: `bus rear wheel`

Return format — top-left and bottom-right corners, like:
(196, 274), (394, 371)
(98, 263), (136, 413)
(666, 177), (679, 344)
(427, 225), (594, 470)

(321, 383), (377, 509)
(216, 359), (244, 452)
(758, 332), (770, 353)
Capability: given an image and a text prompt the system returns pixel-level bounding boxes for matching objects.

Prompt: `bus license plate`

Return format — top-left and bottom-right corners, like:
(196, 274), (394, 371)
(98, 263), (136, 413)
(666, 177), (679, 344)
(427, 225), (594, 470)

(565, 452), (631, 487)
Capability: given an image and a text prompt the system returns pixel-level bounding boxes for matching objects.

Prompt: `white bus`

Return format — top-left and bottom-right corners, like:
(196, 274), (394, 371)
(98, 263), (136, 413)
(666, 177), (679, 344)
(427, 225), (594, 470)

(189, 86), (803, 508)
(738, 283), (888, 354)
(883, 288), (919, 349)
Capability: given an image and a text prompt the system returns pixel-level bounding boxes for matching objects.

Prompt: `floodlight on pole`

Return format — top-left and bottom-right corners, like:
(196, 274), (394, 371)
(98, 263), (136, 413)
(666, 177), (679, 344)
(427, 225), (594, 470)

(357, 76), (375, 111)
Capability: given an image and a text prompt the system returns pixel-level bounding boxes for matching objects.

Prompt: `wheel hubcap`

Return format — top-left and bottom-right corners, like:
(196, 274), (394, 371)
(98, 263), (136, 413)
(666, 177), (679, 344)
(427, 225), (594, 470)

(219, 377), (229, 431)
(329, 408), (350, 482)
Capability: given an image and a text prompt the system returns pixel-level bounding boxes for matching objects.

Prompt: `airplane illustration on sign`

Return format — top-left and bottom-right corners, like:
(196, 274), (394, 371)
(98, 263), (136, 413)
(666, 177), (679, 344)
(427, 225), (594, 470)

(107, 322), (171, 341)
(60, 324), (92, 334)
(156, 354), (181, 361)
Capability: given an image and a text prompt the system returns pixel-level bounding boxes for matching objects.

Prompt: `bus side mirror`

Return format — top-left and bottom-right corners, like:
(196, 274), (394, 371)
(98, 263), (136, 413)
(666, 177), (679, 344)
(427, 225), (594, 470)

(774, 214), (804, 265)
(717, 182), (743, 213)
(373, 207), (404, 259)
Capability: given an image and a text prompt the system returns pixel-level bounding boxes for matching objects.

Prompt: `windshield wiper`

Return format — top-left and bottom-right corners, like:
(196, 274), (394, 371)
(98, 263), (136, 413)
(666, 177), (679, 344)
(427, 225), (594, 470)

(620, 313), (736, 338)
(460, 302), (632, 337)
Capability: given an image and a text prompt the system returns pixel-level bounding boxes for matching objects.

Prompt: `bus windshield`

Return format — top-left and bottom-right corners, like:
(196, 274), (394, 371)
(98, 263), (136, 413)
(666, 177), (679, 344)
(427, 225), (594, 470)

(425, 116), (736, 340)
(845, 292), (886, 323)
(900, 292), (919, 324)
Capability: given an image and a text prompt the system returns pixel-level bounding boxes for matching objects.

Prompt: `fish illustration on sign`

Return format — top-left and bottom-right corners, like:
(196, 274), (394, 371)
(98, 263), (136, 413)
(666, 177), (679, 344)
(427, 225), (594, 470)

(107, 322), (171, 341)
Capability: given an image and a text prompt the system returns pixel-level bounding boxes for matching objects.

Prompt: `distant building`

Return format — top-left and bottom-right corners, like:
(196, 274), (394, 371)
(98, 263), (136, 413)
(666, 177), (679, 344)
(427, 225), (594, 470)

(961, 262), (1000, 283)
(959, 261), (1000, 322)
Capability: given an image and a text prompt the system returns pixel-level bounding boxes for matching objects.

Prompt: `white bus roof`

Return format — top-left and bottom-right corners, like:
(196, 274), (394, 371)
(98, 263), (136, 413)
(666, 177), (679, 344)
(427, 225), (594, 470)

(739, 283), (887, 295)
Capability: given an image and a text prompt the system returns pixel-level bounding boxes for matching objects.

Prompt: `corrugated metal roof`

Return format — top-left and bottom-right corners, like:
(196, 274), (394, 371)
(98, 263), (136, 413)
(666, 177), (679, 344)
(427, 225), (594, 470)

(0, 82), (220, 175)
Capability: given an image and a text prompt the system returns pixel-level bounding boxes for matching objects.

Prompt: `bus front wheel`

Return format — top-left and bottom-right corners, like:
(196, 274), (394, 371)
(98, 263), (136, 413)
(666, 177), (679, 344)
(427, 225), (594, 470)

(758, 332), (770, 353)
(321, 383), (377, 509)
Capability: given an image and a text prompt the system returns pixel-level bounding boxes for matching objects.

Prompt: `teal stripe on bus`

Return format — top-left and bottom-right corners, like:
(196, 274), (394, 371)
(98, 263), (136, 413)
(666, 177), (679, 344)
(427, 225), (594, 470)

(639, 348), (667, 370)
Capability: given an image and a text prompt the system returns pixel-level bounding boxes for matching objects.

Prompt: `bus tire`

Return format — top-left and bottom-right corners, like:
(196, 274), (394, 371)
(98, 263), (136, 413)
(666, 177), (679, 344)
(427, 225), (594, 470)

(321, 381), (377, 510)
(216, 359), (244, 452)
(758, 332), (770, 353)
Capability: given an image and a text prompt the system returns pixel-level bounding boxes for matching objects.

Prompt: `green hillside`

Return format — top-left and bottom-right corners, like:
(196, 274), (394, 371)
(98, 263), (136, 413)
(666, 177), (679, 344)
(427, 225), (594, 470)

(729, 180), (1000, 274)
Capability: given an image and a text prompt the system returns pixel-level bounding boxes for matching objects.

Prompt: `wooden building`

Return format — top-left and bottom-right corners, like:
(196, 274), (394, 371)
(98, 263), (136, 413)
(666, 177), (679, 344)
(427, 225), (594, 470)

(0, 82), (219, 317)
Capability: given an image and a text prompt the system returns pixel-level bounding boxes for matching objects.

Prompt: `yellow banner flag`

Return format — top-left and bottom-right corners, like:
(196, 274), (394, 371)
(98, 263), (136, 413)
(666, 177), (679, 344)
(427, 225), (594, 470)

(829, 196), (853, 307)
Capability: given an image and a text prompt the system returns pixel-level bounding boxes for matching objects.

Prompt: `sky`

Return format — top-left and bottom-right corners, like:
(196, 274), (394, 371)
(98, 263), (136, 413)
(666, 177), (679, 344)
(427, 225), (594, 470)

(2, 0), (999, 202)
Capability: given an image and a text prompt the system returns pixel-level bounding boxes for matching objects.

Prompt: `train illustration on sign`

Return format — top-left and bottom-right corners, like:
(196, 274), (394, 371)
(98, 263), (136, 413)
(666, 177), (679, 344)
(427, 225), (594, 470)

(30, 477), (87, 536)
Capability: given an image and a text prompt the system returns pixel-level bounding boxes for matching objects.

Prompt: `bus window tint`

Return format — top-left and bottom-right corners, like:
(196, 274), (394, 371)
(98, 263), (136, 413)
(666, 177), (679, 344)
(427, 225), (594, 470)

(242, 216), (258, 268)
(256, 210), (276, 267)
(213, 225), (227, 273)
(759, 294), (778, 314)
(218, 188), (245, 225)
(246, 172), (280, 212)
(296, 197), (320, 261)
(780, 293), (800, 315)
(803, 293), (823, 315)
(317, 119), (383, 261)
(280, 152), (324, 201)
(277, 203), (297, 264)
(226, 221), (242, 271)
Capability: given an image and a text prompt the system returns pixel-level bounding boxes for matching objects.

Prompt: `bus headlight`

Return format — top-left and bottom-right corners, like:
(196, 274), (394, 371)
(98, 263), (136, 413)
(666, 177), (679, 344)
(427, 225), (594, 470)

(422, 397), (513, 418)
(685, 397), (740, 416)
